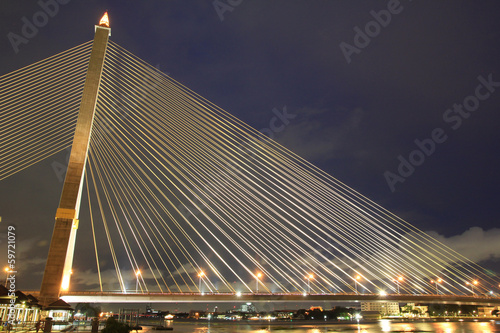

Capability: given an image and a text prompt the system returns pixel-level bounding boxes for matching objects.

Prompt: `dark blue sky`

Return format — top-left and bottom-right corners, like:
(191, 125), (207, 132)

(1, 1), (500, 290)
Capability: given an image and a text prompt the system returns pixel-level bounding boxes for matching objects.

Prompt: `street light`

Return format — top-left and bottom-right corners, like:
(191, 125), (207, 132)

(466, 280), (479, 295)
(135, 269), (141, 293)
(4, 267), (11, 286)
(256, 273), (262, 293)
(393, 276), (403, 294)
(305, 274), (314, 294)
(431, 277), (443, 294)
(198, 271), (205, 293)
(354, 275), (361, 294)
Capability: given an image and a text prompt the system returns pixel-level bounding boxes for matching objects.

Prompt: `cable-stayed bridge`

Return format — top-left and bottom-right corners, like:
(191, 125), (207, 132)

(1, 15), (499, 306)
(18, 291), (499, 306)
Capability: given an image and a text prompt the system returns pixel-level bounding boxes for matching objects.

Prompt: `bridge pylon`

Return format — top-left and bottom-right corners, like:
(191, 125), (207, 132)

(39, 14), (110, 306)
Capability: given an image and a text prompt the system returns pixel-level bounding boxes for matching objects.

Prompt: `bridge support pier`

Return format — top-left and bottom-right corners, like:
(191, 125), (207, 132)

(39, 20), (110, 306)
(39, 216), (76, 306)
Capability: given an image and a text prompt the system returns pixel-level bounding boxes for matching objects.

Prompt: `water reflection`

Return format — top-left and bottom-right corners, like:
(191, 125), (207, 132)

(379, 319), (391, 332)
(357, 324), (369, 333)
(307, 329), (321, 333)
(141, 320), (499, 333)
(434, 321), (454, 333)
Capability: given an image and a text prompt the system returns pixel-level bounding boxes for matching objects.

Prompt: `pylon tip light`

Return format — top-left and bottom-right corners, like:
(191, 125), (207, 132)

(99, 12), (110, 27)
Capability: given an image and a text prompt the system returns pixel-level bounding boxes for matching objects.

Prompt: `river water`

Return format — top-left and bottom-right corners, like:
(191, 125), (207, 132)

(141, 319), (500, 333)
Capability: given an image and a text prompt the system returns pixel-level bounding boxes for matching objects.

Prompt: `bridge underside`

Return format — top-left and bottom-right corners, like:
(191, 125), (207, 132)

(41, 292), (500, 306)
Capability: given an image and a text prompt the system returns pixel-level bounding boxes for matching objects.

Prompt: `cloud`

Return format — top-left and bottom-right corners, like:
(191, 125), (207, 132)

(276, 107), (365, 162)
(293, 225), (500, 293)
(425, 227), (500, 265)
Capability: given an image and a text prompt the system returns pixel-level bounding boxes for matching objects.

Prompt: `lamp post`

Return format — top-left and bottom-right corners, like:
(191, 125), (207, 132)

(4, 267), (11, 286)
(305, 274), (314, 294)
(431, 277), (442, 294)
(394, 276), (403, 294)
(135, 269), (141, 293)
(354, 275), (361, 294)
(256, 273), (262, 293)
(198, 271), (205, 293)
(465, 280), (478, 295)
(472, 280), (478, 294)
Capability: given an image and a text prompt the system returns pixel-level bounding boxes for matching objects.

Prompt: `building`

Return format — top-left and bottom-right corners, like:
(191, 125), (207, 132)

(360, 311), (381, 320)
(0, 285), (42, 324)
(239, 303), (257, 313)
(188, 310), (206, 319)
(360, 302), (400, 316)
(0, 284), (75, 327)
(400, 303), (429, 318)
(43, 299), (73, 322)
(478, 306), (498, 317)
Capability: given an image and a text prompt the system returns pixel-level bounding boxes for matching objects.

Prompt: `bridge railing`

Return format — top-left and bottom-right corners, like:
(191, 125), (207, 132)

(56, 290), (498, 298)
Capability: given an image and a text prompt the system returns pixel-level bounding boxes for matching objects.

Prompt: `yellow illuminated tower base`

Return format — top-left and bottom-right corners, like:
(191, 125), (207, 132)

(39, 14), (110, 306)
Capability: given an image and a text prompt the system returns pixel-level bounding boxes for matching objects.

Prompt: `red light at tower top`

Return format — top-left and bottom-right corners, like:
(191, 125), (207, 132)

(99, 11), (110, 27)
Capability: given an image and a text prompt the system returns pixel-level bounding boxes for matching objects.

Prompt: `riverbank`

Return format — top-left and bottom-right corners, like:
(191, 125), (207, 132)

(10, 317), (498, 333)
(170, 317), (499, 325)
(124, 319), (500, 333)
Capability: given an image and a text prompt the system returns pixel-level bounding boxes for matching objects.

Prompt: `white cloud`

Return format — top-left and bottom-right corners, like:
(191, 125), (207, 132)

(276, 107), (365, 161)
(425, 227), (500, 264)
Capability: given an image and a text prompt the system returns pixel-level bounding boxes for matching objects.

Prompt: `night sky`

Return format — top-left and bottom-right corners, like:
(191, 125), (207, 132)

(1, 0), (500, 298)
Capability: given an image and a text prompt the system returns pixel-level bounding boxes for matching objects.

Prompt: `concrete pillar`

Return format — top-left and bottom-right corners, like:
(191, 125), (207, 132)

(91, 317), (99, 333)
(39, 23), (110, 306)
(43, 317), (52, 333)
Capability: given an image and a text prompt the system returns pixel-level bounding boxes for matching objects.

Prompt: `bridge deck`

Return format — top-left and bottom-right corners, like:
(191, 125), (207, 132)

(25, 291), (500, 305)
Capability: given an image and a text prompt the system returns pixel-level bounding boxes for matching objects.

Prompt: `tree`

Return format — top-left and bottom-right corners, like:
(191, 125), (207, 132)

(101, 317), (131, 333)
(75, 303), (102, 318)
(330, 306), (351, 319)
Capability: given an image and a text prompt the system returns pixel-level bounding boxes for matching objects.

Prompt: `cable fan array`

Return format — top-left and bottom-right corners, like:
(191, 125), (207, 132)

(1, 40), (499, 296)
(83, 41), (500, 295)
(0, 41), (92, 180)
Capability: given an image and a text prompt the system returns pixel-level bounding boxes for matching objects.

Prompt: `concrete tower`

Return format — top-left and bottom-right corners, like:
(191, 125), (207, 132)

(39, 13), (110, 306)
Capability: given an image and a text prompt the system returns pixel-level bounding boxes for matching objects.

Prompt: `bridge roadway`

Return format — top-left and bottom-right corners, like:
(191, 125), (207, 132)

(25, 291), (500, 306)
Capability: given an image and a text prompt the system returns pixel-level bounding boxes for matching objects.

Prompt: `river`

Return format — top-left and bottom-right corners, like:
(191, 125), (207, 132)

(139, 319), (500, 332)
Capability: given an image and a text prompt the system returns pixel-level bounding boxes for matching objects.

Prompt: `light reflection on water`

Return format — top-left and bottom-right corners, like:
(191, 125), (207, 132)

(379, 319), (391, 331)
(141, 320), (499, 333)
